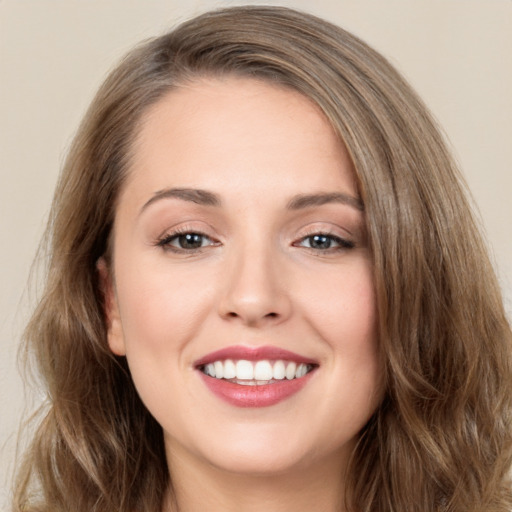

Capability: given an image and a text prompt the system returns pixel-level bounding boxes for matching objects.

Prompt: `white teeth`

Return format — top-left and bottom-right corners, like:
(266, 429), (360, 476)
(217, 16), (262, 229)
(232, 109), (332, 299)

(254, 360), (273, 380)
(202, 359), (313, 382)
(235, 380), (271, 386)
(285, 362), (297, 380)
(223, 359), (236, 379)
(236, 360), (254, 380)
(214, 361), (224, 379)
(296, 364), (307, 378)
(272, 360), (286, 380)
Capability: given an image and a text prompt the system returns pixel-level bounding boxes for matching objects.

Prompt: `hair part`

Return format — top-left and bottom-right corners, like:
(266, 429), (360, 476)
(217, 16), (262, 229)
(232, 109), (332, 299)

(14, 6), (512, 512)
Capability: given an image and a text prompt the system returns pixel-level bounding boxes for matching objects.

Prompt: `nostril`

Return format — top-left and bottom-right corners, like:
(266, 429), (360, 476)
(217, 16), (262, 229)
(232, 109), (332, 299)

(224, 310), (279, 322)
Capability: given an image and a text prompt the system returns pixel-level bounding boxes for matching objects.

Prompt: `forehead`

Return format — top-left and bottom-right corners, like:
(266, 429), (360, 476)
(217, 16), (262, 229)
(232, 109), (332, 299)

(121, 77), (357, 207)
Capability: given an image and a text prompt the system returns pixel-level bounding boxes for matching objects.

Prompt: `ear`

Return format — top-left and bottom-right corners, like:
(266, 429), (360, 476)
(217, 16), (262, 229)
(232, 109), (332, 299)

(96, 257), (126, 356)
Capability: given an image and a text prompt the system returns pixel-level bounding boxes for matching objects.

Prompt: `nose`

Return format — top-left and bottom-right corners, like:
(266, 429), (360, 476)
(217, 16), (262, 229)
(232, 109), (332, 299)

(218, 245), (292, 327)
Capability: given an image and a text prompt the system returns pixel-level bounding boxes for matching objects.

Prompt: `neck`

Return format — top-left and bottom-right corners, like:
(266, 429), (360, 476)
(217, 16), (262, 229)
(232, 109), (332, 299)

(163, 443), (348, 512)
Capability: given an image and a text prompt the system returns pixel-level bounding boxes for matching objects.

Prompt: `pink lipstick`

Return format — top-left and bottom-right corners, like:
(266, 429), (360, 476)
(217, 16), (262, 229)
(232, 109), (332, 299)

(195, 345), (318, 408)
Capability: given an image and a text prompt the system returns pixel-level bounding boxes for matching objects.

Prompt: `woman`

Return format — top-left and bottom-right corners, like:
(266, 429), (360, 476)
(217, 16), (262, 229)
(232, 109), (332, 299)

(13, 6), (512, 512)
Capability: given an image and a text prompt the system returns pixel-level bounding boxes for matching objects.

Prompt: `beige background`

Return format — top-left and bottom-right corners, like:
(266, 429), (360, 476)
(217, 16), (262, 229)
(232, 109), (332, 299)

(1, 0), (511, 507)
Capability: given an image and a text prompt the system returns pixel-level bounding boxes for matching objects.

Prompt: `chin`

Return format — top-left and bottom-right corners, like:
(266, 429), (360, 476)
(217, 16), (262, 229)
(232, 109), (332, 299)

(181, 421), (344, 477)
(207, 444), (313, 476)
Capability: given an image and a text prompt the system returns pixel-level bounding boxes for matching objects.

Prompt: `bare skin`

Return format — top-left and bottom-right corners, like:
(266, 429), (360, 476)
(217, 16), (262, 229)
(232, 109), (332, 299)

(101, 77), (381, 512)
(164, 441), (348, 511)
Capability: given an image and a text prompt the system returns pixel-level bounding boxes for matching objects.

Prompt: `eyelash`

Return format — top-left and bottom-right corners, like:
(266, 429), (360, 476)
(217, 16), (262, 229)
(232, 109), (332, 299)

(156, 228), (355, 255)
(155, 228), (219, 254)
(294, 232), (355, 252)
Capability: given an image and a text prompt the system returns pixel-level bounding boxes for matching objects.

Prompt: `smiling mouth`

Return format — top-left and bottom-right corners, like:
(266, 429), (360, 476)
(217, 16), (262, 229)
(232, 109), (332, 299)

(200, 359), (316, 385)
(194, 345), (318, 406)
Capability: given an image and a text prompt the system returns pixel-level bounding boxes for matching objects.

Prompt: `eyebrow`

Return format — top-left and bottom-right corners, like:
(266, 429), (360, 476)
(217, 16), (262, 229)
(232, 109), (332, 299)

(286, 192), (364, 211)
(140, 188), (363, 214)
(140, 187), (222, 214)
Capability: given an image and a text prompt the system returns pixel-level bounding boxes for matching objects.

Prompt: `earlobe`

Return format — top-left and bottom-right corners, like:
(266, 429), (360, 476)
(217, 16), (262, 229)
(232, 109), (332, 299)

(96, 257), (126, 356)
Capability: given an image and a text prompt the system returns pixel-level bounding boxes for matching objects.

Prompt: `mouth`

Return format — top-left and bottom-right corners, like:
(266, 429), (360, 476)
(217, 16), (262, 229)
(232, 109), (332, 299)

(199, 359), (315, 385)
(194, 346), (318, 407)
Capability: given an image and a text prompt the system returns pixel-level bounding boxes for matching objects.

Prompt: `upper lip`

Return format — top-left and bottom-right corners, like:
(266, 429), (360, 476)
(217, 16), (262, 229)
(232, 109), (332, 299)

(194, 345), (318, 368)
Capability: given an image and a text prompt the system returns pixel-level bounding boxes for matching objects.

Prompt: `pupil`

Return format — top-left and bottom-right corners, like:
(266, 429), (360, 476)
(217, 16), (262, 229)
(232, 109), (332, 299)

(311, 235), (331, 249)
(179, 233), (203, 249)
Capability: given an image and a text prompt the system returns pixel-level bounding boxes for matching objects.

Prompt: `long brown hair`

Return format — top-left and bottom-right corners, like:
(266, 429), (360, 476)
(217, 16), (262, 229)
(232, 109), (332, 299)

(14, 6), (512, 511)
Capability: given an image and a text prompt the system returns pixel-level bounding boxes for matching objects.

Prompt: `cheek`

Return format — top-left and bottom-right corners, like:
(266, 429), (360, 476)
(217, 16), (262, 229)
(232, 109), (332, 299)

(299, 260), (382, 410)
(112, 260), (212, 425)
(114, 255), (218, 358)
(299, 260), (377, 348)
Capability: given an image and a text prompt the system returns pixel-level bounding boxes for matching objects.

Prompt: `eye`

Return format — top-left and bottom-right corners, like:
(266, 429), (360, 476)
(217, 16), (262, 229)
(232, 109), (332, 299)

(296, 233), (354, 251)
(157, 231), (218, 252)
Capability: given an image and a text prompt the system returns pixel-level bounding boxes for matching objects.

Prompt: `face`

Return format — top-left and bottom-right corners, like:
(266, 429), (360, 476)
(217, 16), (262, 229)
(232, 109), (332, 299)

(102, 77), (382, 477)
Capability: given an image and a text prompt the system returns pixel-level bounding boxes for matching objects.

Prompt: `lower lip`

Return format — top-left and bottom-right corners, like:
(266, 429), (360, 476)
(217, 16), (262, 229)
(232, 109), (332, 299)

(198, 371), (315, 408)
